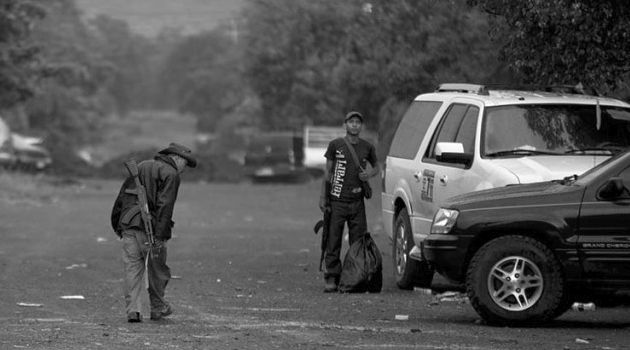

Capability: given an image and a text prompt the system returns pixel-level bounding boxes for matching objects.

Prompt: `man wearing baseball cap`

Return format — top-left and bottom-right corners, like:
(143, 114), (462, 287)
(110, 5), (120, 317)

(111, 142), (196, 322)
(319, 111), (378, 292)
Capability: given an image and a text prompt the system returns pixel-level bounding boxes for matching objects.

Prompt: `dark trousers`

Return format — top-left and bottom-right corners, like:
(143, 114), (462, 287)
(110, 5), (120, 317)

(324, 200), (367, 279)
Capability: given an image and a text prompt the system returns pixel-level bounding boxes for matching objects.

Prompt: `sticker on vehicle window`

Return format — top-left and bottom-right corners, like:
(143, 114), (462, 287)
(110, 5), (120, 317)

(421, 169), (435, 202)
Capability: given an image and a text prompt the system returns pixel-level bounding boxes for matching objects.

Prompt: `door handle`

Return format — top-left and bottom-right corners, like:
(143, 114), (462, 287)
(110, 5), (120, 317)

(440, 175), (448, 185)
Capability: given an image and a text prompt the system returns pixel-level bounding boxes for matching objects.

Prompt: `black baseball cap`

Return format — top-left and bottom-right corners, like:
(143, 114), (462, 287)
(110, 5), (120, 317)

(344, 111), (363, 123)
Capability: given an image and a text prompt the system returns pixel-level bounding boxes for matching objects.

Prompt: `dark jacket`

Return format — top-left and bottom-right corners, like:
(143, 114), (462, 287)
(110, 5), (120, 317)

(111, 154), (181, 240)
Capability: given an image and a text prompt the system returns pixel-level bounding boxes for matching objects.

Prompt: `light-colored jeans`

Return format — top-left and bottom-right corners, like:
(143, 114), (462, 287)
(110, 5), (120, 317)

(122, 229), (171, 316)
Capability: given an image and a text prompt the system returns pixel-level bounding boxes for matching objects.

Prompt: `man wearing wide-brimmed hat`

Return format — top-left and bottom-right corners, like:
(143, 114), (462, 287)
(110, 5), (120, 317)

(111, 142), (197, 322)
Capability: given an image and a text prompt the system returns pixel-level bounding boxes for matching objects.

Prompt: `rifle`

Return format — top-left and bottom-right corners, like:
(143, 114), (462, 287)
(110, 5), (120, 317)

(124, 159), (155, 247)
(124, 159), (155, 288)
(314, 180), (331, 271)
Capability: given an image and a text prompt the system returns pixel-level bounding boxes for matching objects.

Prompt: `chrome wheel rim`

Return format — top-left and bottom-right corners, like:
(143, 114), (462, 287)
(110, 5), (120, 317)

(395, 221), (407, 276)
(487, 256), (543, 311)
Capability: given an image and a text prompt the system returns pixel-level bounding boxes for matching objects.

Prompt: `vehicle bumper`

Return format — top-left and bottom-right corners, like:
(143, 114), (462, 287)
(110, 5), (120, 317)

(0, 152), (15, 164)
(423, 234), (471, 283)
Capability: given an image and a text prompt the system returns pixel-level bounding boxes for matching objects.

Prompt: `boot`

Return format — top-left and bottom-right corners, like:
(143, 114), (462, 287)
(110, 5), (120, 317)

(150, 304), (173, 320)
(323, 276), (338, 293)
(127, 312), (142, 323)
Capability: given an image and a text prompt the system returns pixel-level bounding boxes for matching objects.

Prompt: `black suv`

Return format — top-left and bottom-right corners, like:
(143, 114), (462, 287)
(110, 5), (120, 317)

(424, 150), (630, 326)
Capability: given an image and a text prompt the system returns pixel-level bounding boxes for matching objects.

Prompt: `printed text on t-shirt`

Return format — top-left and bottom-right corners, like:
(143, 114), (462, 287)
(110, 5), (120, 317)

(330, 150), (346, 198)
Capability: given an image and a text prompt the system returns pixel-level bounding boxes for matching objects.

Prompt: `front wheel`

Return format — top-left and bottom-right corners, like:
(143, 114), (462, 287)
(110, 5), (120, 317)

(466, 235), (566, 326)
(393, 208), (434, 290)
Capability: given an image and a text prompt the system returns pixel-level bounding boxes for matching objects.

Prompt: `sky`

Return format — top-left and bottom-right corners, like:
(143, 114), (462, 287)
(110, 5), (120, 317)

(74, 0), (245, 37)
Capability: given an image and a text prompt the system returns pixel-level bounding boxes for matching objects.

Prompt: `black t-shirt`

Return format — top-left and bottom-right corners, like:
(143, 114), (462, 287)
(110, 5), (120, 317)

(324, 137), (377, 201)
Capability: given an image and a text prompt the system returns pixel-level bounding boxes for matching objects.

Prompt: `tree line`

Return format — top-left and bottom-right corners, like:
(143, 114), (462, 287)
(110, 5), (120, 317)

(1, 0), (629, 172)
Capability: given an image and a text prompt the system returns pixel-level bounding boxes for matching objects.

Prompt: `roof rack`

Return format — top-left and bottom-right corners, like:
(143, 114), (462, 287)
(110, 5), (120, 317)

(436, 83), (600, 96)
(542, 84), (600, 96)
(436, 83), (489, 95)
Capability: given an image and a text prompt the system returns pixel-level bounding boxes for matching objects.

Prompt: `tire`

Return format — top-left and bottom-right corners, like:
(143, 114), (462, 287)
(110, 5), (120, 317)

(551, 292), (574, 319)
(466, 235), (565, 326)
(393, 208), (434, 290)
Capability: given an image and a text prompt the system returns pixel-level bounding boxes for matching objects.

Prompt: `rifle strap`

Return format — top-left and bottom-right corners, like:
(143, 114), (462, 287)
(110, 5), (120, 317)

(342, 137), (365, 172)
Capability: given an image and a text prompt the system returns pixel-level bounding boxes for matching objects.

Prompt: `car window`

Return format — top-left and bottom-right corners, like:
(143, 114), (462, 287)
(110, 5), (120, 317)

(0, 117), (9, 147)
(455, 106), (479, 153)
(576, 151), (630, 184)
(426, 103), (478, 158)
(617, 166), (630, 189)
(389, 101), (443, 159)
(482, 104), (630, 157)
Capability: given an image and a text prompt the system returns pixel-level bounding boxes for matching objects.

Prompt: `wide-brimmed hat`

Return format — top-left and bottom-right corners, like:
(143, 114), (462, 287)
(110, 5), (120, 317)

(344, 111), (363, 123)
(158, 142), (197, 168)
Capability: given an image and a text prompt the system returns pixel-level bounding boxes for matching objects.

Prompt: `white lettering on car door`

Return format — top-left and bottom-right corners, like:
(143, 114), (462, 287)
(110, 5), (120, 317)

(421, 169), (435, 202)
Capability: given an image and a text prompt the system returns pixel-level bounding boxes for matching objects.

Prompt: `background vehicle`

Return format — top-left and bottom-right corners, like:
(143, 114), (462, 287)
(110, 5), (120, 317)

(0, 117), (16, 169)
(244, 132), (309, 183)
(424, 150), (630, 325)
(11, 133), (52, 171)
(302, 126), (346, 177)
(381, 83), (630, 290)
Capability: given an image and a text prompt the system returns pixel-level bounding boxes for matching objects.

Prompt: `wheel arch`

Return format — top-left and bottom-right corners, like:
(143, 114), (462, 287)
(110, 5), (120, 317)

(461, 222), (569, 281)
(394, 197), (409, 219)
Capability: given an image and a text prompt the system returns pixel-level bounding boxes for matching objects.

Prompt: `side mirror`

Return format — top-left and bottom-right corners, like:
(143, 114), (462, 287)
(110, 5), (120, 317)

(435, 142), (473, 166)
(599, 177), (626, 199)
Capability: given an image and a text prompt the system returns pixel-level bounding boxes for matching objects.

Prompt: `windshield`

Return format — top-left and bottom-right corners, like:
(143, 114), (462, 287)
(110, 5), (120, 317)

(482, 104), (630, 157)
(575, 150), (630, 184)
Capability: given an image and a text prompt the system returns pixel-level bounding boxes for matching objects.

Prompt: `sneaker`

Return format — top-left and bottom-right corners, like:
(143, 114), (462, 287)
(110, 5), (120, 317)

(323, 276), (338, 293)
(127, 312), (142, 323)
(150, 305), (173, 320)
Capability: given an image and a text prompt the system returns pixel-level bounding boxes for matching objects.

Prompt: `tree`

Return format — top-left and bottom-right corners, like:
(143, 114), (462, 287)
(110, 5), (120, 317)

(242, 0), (360, 128)
(340, 0), (510, 126)
(25, 0), (106, 141)
(157, 27), (247, 132)
(0, 0), (45, 108)
(89, 15), (157, 114)
(468, 0), (630, 94)
(241, 0), (509, 130)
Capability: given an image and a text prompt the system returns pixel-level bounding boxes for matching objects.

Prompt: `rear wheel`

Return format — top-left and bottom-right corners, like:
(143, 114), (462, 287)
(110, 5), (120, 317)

(393, 208), (434, 290)
(466, 235), (565, 326)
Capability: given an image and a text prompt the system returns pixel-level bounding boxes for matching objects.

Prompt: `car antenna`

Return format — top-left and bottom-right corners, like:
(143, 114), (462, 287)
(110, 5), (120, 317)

(596, 99), (601, 131)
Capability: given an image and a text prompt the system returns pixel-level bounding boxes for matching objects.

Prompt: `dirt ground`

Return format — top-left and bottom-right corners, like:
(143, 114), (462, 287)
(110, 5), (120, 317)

(0, 174), (629, 350)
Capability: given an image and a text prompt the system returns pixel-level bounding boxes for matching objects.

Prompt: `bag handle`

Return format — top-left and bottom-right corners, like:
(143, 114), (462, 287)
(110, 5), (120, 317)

(342, 137), (365, 172)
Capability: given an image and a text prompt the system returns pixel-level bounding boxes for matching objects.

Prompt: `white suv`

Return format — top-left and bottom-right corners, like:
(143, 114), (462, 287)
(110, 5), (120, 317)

(382, 83), (630, 289)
